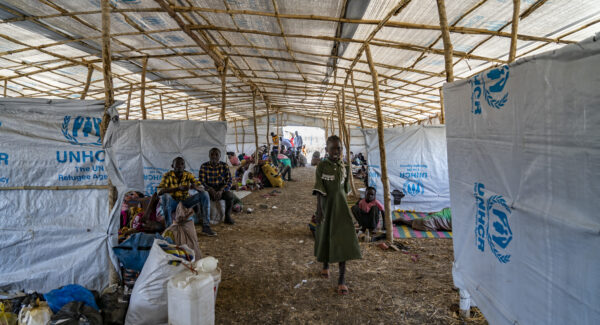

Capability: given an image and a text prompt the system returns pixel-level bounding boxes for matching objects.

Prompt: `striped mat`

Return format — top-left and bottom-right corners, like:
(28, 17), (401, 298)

(392, 210), (453, 239)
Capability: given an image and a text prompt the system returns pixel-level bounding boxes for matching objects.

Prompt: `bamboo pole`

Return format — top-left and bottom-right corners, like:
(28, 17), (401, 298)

(0, 185), (111, 191)
(140, 55), (148, 119)
(234, 118), (239, 153)
(331, 113), (336, 139)
(276, 110), (280, 146)
(125, 84), (132, 120)
(242, 121), (246, 154)
(80, 64), (93, 100)
(159, 94), (164, 119)
(266, 102), (271, 148)
(346, 123), (359, 197)
(509, 0), (520, 63)
(172, 6), (568, 44)
(220, 57), (229, 121)
(439, 88), (445, 124)
(350, 71), (365, 129)
(365, 44), (392, 242)
(100, 0), (114, 138)
(436, 0), (454, 82)
(185, 100), (189, 120)
(336, 94), (344, 146)
(339, 90), (359, 197)
(100, 0), (117, 231)
(3, 79), (6, 97)
(252, 90), (259, 161)
(205, 107), (208, 121)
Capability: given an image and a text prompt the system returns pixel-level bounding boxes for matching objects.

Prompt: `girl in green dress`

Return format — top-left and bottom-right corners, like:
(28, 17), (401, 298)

(313, 135), (362, 295)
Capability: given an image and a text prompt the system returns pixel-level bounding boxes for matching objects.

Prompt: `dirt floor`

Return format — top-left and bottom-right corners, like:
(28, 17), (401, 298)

(198, 167), (488, 325)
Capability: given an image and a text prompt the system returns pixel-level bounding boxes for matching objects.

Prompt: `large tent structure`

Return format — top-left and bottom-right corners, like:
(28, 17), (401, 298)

(1, 0), (597, 237)
(0, 0), (599, 323)
(0, 0), (597, 124)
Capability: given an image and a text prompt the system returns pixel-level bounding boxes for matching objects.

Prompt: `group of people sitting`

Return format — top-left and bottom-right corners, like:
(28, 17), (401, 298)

(231, 148), (292, 190)
(120, 147), (236, 241)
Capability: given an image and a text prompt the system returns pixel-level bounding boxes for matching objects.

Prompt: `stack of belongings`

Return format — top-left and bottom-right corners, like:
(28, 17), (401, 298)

(119, 192), (164, 242)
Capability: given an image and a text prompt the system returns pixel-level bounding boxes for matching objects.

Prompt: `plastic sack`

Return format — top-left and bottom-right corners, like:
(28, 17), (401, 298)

(167, 272), (214, 325)
(125, 239), (195, 325)
(49, 301), (102, 325)
(261, 164), (283, 187)
(43, 284), (99, 314)
(162, 203), (201, 258)
(0, 302), (17, 325)
(17, 302), (52, 325)
(113, 233), (164, 272)
(194, 257), (218, 273)
(209, 200), (226, 224)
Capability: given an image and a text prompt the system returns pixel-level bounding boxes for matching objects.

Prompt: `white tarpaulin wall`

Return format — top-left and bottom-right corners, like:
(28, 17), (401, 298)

(349, 128), (367, 157)
(444, 34), (600, 325)
(0, 98), (117, 293)
(104, 120), (227, 199)
(364, 126), (450, 213)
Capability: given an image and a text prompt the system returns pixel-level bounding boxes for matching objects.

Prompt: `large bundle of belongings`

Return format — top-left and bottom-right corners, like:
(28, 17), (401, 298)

(0, 233), (222, 324)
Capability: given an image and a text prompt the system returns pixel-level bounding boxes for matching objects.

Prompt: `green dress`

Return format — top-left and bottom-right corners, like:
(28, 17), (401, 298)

(313, 158), (362, 263)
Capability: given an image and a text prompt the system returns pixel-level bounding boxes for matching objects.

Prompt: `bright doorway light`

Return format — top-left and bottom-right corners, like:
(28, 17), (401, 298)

(282, 126), (325, 159)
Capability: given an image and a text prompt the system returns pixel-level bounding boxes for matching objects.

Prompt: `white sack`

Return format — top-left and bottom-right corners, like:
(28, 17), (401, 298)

(445, 34), (600, 325)
(125, 239), (195, 325)
(364, 126), (450, 212)
(0, 98), (118, 293)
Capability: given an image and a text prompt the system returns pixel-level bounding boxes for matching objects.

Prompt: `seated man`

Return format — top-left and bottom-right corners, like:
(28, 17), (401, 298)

(351, 186), (384, 234)
(158, 157), (215, 236)
(199, 148), (235, 225)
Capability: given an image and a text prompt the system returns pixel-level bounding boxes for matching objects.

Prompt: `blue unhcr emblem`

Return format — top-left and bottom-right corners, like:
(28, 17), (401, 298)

(403, 180), (424, 196)
(469, 65), (509, 114)
(62, 116), (102, 146)
(474, 183), (513, 263)
(145, 182), (159, 197)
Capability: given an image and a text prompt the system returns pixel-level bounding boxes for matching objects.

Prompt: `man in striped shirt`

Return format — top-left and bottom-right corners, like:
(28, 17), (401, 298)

(199, 148), (235, 225)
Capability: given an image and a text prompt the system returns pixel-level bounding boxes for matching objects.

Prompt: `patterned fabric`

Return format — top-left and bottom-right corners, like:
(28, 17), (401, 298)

(199, 161), (232, 191)
(272, 135), (279, 146)
(157, 171), (199, 201)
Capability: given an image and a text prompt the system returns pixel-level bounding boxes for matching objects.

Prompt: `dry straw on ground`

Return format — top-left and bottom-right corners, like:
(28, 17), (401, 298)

(199, 167), (487, 324)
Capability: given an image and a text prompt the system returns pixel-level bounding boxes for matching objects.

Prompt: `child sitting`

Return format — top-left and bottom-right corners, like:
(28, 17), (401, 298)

(242, 171), (260, 191)
(351, 186), (384, 235)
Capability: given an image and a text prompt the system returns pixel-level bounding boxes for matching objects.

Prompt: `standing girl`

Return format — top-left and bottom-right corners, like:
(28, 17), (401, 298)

(313, 135), (362, 295)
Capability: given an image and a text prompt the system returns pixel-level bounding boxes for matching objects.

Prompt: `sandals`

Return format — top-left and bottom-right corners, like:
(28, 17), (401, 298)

(320, 269), (330, 279)
(337, 284), (349, 295)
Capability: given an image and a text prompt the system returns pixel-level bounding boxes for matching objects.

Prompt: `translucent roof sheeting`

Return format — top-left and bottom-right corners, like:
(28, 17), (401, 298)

(0, 0), (598, 127)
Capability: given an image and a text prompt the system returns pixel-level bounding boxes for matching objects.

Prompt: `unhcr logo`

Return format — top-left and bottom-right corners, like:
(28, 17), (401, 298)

(474, 183), (513, 263)
(403, 180), (424, 196)
(469, 65), (509, 115)
(62, 116), (102, 146)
